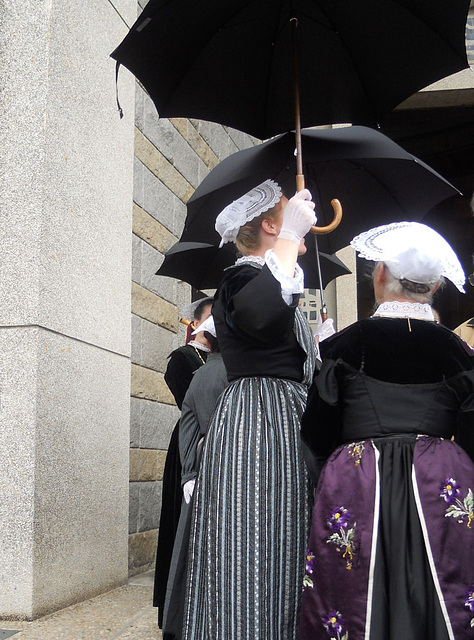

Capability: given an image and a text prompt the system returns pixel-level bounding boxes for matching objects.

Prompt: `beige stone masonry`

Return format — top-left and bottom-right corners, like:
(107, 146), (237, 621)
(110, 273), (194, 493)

(131, 363), (175, 404)
(133, 204), (176, 254)
(335, 246), (358, 331)
(134, 127), (194, 203)
(128, 529), (159, 575)
(170, 118), (220, 170)
(131, 282), (177, 332)
(129, 448), (167, 482)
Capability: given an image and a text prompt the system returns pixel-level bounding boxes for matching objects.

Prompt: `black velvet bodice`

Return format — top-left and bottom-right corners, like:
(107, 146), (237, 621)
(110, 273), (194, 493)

(332, 364), (467, 442)
(212, 263), (307, 382)
(301, 317), (474, 472)
(322, 316), (473, 383)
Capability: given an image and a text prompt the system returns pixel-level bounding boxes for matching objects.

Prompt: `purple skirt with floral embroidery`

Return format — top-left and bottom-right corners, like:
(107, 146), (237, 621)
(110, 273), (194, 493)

(300, 435), (474, 640)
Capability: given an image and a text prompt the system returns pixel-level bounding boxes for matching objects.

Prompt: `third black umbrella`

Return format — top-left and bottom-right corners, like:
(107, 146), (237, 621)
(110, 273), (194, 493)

(156, 241), (351, 290)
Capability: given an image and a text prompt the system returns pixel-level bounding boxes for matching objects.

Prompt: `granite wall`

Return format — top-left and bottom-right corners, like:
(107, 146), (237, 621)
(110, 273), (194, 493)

(0, 0), (136, 618)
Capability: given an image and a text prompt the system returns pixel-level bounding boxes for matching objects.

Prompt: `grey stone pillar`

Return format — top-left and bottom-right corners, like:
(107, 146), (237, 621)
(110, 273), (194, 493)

(0, 0), (136, 619)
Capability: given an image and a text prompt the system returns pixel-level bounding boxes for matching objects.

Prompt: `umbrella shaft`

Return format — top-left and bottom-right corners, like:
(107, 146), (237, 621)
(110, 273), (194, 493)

(290, 14), (304, 189)
(292, 10), (325, 312)
(313, 234), (326, 311)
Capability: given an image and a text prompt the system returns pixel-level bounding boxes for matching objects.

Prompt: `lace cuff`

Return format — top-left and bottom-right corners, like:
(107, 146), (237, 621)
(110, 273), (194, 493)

(265, 249), (305, 305)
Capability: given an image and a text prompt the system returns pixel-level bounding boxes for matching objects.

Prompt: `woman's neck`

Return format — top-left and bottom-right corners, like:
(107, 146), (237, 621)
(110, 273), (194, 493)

(243, 249), (266, 259)
(376, 294), (416, 305)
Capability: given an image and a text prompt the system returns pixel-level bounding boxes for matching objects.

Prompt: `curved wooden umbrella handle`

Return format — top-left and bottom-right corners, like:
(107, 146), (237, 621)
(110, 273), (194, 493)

(311, 198), (343, 234)
(180, 317), (195, 330)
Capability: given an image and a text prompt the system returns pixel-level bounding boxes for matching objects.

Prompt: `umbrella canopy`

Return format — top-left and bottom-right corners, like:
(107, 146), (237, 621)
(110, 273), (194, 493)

(156, 242), (235, 290)
(111, 0), (470, 139)
(178, 126), (460, 255)
(156, 241), (351, 290)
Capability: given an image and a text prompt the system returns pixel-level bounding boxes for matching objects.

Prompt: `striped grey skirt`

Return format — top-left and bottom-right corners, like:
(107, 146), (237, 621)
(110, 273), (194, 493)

(182, 375), (312, 640)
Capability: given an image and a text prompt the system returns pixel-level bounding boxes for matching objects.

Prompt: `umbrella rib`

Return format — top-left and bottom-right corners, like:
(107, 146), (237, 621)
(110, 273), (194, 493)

(341, 158), (409, 213)
(297, 6), (378, 124)
(262, 3), (293, 139)
(385, 1), (469, 64)
(257, 2), (379, 138)
(160, 0), (280, 125)
(296, 3), (469, 123)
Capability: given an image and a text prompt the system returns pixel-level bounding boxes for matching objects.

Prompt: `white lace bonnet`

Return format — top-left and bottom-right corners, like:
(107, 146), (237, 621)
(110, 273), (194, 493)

(350, 221), (465, 293)
(215, 179), (282, 248)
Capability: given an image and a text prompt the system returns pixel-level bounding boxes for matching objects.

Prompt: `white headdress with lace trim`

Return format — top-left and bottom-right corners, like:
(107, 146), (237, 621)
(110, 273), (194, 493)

(191, 314), (216, 337)
(215, 179), (282, 248)
(351, 221), (465, 292)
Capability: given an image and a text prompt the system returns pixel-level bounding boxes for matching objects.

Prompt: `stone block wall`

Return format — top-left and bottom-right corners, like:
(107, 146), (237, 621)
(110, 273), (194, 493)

(129, 78), (258, 573)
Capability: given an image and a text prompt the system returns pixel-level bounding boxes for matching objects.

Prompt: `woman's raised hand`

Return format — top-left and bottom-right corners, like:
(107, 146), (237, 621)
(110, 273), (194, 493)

(278, 189), (317, 245)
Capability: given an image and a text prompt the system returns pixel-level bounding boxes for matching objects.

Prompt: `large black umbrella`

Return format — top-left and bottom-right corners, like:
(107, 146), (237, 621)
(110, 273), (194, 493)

(178, 126), (460, 255)
(156, 241), (351, 290)
(111, 0), (470, 140)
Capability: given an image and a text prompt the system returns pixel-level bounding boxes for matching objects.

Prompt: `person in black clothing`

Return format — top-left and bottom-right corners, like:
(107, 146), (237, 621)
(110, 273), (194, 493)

(162, 314), (229, 640)
(153, 297), (212, 627)
(163, 298), (214, 409)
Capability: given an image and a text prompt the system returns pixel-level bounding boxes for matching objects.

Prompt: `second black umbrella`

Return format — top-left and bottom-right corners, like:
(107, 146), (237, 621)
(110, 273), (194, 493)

(179, 126), (460, 255)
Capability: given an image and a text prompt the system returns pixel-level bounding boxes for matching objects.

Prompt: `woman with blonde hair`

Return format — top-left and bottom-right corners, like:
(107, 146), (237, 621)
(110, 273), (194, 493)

(182, 180), (319, 639)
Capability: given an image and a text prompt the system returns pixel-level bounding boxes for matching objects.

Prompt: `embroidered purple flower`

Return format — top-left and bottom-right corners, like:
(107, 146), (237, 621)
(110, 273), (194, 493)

(306, 549), (316, 575)
(465, 585), (474, 612)
(440, 478), (461, 504)
(327, 506), (351, 532)
(323, 610), (344, 635)
(303, 550), (316, 589)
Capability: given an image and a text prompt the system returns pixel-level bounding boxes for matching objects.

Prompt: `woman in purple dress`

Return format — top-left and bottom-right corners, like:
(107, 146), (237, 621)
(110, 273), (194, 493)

(299, 222), (474, 640)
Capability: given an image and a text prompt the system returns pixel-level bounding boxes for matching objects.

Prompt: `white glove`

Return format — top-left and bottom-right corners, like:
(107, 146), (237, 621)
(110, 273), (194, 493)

(278, 189), (317, 245)
(314, 317), (336, 342)
(183, 479), (196, 504)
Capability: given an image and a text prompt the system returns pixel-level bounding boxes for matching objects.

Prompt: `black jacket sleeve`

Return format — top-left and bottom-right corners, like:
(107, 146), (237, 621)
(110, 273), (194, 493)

(300, 359), (343, 486)
(164, 350), (202, 410)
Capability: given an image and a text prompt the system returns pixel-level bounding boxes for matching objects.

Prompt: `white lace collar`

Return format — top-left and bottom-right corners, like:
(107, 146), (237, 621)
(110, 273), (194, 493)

(235, 255), (265, 268)
(372, 300), (435, 321)
(188, 340), (211, 352)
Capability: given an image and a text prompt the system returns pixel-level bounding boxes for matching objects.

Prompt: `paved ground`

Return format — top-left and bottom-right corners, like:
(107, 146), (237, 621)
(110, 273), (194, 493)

(0, 573), (162, 640)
